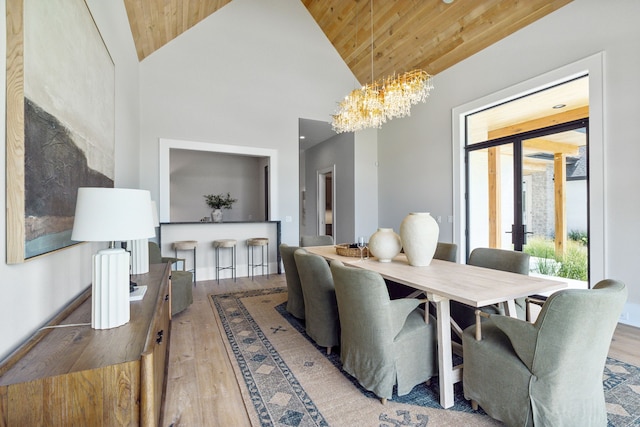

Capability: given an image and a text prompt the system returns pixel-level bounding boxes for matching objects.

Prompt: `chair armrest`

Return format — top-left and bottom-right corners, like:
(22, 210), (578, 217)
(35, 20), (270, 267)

(162, 257), (185, 270)
(474, 310), (491, 340)
(490, 315), (538, 371)
(389, 298), (422, 336)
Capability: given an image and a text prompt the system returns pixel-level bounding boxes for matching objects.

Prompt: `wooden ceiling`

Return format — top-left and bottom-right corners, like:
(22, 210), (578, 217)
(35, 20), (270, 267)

(124, 0), (572, 83)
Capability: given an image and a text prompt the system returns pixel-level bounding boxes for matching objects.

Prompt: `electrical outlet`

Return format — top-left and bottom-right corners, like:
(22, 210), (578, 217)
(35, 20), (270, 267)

(619, 312), (629, 321)
(436, 216), (442, 223)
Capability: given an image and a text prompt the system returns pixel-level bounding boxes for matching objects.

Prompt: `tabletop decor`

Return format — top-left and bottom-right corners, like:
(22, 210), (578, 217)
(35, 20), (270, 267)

(204, 192), (237, 222)
(335, 243), (370, 258)
(400, 212), (440, 266)
(368, 227), (402, 262)
(71, 187), (155, 329)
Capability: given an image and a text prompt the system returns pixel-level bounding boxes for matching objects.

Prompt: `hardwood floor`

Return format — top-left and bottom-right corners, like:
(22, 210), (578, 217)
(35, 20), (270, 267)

(161, 274), (640, 426)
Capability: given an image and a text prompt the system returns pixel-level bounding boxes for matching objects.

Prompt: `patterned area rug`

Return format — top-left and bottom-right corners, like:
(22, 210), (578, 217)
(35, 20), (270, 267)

(210, 288), (640, 427)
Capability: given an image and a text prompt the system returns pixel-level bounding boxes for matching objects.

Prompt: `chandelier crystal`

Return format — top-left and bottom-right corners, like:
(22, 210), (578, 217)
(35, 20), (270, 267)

(331, 70), (434, 133)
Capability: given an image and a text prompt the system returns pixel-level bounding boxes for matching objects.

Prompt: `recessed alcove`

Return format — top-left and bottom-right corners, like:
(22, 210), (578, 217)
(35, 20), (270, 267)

(159, 138), (278, 223)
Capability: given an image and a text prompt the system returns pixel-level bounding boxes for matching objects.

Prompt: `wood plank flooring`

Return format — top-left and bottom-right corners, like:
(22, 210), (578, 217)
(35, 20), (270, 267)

(161, 274), (640, 426)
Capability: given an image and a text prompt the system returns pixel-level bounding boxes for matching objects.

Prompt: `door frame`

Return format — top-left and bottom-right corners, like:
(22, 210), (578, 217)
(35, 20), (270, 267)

(317, 165), (335, 236)
(452, 53), (604, 284)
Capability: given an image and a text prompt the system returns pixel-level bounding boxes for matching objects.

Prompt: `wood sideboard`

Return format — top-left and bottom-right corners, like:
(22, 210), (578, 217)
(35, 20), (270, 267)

(0, 263), (172, 426)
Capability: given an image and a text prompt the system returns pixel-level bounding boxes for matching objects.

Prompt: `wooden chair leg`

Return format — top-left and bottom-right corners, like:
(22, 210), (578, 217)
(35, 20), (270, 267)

(471, 400), (479, 411)
(380, 397), (387, 405)
(326, 347), (332, 355)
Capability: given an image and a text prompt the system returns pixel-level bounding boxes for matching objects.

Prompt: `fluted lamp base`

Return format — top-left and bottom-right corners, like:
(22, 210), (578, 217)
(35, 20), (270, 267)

(92, 247), (130, 329)
(129, 238), (150, 274)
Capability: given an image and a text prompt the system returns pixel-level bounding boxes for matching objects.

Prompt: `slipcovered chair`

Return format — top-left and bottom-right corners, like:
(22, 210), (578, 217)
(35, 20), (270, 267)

(462, 279), (627, 427)
(148, 242), (193, 315)
(451, 247), (531, 331)
(300, 235), (334, 247)
(294, 249), (340, 354)
(433, 242), (458, 262)
(280, 244), (305, 319)
(330, 260), (437, 404)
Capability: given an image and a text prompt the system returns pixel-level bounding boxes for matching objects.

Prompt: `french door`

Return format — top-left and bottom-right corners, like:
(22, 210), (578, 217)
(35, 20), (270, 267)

(466, 119), (589, 280)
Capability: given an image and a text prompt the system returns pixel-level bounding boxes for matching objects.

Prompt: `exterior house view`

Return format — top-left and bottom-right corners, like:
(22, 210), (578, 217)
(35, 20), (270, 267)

(0, 0), (639, 425)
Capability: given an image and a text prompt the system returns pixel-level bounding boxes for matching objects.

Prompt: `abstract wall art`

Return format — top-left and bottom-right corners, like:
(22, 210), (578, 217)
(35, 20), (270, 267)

(6, 0), (114, 263)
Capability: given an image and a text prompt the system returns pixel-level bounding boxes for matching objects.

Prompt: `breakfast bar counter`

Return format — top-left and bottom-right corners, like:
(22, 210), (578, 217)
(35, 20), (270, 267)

(159, 221), (281, 281)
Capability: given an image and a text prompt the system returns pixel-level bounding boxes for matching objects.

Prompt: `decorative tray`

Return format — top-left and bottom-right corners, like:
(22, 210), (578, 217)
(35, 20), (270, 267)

(335, 243), (370, 258)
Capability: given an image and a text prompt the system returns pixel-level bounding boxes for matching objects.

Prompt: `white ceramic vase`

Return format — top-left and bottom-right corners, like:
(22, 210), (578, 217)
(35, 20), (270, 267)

(368, 228), (402, 262)
(399, 212), (440, 266)
(211, 209), (223, 223)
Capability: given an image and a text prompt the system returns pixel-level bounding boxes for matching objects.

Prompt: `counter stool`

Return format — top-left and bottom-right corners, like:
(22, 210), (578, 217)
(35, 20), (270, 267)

(247, 237), (269, 280)
(213, 239), (237, 283)
(173, 240), (198, 285)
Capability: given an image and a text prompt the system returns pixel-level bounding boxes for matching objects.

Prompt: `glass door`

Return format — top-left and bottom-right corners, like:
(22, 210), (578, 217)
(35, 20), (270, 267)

(466, 120), (589, 282)
(519, 123), (588, 280)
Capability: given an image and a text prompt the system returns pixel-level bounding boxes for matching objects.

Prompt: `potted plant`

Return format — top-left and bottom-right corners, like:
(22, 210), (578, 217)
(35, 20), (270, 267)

(204, 192), (237, 222)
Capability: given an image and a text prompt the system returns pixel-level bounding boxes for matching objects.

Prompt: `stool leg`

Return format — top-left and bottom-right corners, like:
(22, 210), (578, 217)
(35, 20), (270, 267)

(248, 246), (252, 280)
(215, 247), (220, 284)
(233, 245), (237, 282)
(193, 247), (197, 286)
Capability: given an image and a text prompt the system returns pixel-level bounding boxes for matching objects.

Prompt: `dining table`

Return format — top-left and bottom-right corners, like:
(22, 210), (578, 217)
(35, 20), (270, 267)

(304, 245), (567, 409)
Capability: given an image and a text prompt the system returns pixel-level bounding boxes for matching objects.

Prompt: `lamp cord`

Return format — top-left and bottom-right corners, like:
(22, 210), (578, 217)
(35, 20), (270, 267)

(39, 323), (91, 331)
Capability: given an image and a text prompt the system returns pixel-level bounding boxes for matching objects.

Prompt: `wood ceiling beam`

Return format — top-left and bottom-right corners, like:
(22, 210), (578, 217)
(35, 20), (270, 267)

(488, 106), (588, 140)
(523, 139), (581, 156)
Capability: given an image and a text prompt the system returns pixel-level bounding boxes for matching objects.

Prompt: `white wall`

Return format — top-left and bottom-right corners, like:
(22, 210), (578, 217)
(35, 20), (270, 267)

(138, 0), (355, 247)
(303, 132), (354, 244)
(377, 0), (640, 325)
(0, 0), (140, 359)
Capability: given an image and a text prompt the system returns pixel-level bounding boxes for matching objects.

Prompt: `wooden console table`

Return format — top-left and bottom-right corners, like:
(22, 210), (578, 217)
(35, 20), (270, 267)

(0, 263), (172, 426)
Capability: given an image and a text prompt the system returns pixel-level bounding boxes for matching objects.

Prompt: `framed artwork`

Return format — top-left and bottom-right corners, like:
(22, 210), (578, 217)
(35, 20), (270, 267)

(6, 0), (115, 263)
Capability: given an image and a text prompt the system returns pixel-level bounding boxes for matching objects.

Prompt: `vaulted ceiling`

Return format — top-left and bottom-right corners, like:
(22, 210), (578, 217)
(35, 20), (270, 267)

(124, 0), (572, 83)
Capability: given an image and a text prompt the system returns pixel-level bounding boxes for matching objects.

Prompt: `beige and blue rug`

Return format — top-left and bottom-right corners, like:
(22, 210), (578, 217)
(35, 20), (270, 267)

(211, 288), (640, 427)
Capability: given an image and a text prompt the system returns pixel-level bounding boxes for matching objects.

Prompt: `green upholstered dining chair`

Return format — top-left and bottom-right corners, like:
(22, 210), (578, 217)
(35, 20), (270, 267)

(451, 247), (531, 331)
(294, 249), (340, 354)
(462, 279), (627, 427)
(300, 235), (334, 247)
(330, 260), (437, 404)
(280, 244), (305, 319)
(148, 241), (193, 316)
(433, 242), (458, 262)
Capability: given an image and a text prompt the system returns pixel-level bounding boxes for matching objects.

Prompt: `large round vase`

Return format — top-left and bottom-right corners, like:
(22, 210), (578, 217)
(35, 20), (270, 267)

(368, 228), (402, 262)
(399, 212), (440, 266)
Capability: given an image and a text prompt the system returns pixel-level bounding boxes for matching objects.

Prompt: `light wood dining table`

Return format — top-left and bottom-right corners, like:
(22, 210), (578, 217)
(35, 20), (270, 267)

(305, 245), (567, 408)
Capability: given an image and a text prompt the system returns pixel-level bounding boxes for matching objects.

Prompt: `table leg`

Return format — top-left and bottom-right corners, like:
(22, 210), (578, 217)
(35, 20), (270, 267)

(429, 293), (454, 408)
(503, 299), (518, 317)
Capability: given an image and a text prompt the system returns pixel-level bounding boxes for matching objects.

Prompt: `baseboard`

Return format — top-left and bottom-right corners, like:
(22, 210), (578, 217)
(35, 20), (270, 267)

(618, 301), (640, 328)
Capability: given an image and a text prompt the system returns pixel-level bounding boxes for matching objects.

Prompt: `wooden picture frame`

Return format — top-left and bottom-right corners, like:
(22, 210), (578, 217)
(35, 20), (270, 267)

(6, 0), (115, 263)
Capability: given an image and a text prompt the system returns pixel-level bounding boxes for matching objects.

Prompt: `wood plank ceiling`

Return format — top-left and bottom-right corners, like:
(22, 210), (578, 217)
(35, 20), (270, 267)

(124, 0), (572, 83)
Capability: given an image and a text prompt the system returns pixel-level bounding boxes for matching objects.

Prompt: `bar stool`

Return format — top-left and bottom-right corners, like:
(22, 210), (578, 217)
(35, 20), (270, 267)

(173, 240), (198, 285)
(247, 237), (269, 279)
(213, 239), (237, 283)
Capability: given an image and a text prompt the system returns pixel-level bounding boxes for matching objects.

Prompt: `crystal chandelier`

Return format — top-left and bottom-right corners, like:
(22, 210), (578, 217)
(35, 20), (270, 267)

(332, 70), (434, 133)
(331, 0), (434, 134)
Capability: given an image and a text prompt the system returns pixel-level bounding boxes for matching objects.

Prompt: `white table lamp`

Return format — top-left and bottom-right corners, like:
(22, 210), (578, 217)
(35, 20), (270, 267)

(72, 188), (155, 329)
